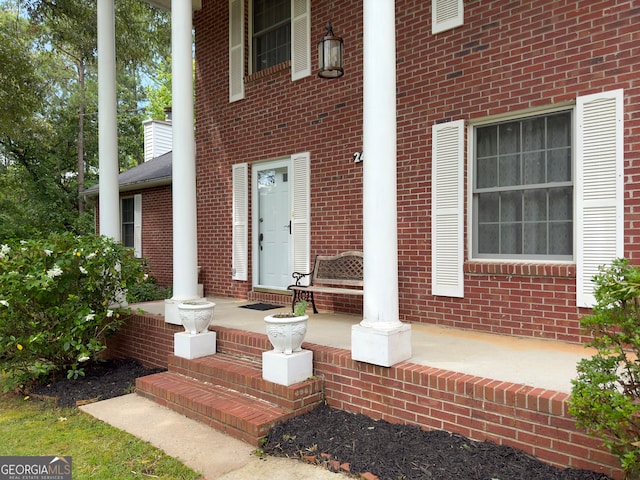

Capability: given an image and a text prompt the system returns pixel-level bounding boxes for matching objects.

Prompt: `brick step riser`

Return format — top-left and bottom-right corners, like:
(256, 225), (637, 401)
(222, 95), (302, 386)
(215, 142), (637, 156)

(167, 354), (324, 410)
(136, 373), (297, 446)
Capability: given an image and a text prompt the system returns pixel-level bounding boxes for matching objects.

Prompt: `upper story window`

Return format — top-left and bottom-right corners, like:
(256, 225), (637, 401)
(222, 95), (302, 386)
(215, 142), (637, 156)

(472, 111), (573, 260)
(252, 0), (291, 73)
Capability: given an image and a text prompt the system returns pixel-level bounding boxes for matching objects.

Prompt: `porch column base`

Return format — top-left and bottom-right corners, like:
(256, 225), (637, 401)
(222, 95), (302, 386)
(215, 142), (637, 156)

(174, 331), (216, 359)
(262, 349), (313, 386)
(351, 323), (412, 367)
(164, 297), (204, 325)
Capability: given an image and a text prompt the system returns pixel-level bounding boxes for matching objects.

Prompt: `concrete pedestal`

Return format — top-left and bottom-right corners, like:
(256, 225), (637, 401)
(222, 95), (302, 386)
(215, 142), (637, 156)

(174, 331), (216, 359)
(262, 349), (313, 386)
(351, 323), (412, 367)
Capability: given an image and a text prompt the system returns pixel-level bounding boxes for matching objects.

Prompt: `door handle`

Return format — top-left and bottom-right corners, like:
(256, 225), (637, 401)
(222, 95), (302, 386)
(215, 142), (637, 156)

(259, 233), (263, 250)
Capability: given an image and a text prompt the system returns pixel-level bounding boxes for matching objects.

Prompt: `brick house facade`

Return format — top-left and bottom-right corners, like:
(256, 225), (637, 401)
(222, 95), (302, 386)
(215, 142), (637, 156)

(190, 0), (639, 344)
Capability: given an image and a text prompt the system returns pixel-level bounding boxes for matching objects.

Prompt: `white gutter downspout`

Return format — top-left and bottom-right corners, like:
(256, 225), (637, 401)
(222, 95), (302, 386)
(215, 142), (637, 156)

(352, 0), (412, 367)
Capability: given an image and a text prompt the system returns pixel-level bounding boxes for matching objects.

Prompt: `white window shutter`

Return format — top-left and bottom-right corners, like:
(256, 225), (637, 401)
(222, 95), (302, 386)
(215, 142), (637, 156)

(432, 120), (465, 297)
(291, 152), (310, 284)
(232, 163), (248, 281)
(291, 0), (311, 81)
(576, 89), (624, 308)
(229, 0), (244, 102)
(432, 0), (464, 34)
(133, 194), (142, 258)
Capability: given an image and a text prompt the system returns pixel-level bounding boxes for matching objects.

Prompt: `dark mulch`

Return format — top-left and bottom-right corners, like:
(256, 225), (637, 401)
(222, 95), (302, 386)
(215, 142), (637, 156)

(29, 358), (165, 408)
(263, 403), (613, 480)
(28, 360), (613, 479)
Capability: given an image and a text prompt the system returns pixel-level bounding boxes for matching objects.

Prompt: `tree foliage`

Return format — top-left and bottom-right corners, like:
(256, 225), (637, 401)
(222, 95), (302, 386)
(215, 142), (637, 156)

(569, 258), (640, 478)
(0, 0), (171, 241)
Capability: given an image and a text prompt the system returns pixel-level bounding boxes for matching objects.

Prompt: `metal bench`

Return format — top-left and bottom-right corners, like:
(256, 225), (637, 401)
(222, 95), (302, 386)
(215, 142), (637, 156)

(288, 251), (363, 314)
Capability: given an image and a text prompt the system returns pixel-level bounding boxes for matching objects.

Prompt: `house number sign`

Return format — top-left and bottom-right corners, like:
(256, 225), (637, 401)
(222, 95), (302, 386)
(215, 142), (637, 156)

(353, 151), (364, 164)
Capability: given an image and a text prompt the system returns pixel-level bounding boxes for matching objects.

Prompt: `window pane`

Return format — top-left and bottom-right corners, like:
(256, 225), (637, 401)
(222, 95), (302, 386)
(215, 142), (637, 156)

(498, 122), (519, 154)
(547, 112), (571, 148)
(500, 191), (522, 222)
(522, 117), (545, 152)
(477, 126), (497, 157)
(122, 198), (134, 223)
(523, 151), (545, 184)
(501, 223), (521, 254)
(547, 148), (571, 182)
(477, 156), (497, 188)
(498, 154), (520, 187)
(524, 222), (547, 255)
(549, 187), (572, 221)
(123, 224), (134, 248)
(523, 190), (546, 221)
(550, 222), (572, 255)
(478, 224), (499, 253)
(478, 192), (499, 222)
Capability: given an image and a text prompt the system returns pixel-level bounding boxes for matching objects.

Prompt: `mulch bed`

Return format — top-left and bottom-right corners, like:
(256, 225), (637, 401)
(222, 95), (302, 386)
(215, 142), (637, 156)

(27, 359), (613, 479)
(263, 403), (613, 480)
(29, 358), (165, 408)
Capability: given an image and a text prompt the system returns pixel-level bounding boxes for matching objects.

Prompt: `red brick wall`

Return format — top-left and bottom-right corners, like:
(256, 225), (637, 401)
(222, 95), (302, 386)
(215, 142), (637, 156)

(193, 0), (640, 343)
(95, 186), (173, 288)
(108, 314), (622, 478)
(139, 186), (173, 288)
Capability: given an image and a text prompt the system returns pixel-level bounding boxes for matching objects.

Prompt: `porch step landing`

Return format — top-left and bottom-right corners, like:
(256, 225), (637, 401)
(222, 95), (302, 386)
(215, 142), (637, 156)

(135, 353), (323, 446)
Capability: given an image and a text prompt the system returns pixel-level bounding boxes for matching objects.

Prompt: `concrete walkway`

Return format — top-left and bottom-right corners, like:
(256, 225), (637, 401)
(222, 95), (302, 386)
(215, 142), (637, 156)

(79, 297), (596, 479)
(80, 394), (340, 480)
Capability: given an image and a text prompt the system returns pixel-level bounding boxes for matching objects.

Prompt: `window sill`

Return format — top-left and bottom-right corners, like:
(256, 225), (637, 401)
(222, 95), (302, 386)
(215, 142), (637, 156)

(244, 61), (291, 86)
(465, 260), (575, 278)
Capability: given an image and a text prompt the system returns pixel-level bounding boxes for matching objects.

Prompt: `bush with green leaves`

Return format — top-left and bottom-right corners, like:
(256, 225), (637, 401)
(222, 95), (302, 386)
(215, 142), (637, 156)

(0, 233), (147, 392)
(569, 258), (640, 477)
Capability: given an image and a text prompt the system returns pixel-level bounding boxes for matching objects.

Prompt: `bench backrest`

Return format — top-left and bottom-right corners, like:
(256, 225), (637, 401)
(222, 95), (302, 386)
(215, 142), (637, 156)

(312, 251), (363, 287)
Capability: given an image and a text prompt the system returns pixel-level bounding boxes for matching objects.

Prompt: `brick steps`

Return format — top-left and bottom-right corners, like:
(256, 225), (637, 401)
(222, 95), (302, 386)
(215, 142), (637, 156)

(135, 353), (323, 446)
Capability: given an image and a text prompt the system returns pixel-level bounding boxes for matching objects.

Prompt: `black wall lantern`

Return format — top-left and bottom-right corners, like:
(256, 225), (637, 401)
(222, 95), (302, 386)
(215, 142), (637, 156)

(318, 22), (344, 79)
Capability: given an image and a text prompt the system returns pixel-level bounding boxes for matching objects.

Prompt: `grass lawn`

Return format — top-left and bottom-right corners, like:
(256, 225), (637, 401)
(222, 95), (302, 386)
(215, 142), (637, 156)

(0, 391), (201, 479)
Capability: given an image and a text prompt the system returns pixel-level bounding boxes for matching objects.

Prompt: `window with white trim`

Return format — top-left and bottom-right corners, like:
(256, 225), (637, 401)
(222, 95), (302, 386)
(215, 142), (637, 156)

(229, 0), (310, 101)
(252, 0), (290, 73)
(472, 111), (573, 260)
(121, 197), (135, 248)
(120, 195), (142, 258)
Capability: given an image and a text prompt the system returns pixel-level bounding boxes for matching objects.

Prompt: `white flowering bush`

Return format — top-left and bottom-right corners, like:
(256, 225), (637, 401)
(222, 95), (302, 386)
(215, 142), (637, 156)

(0, 233), (146, 391)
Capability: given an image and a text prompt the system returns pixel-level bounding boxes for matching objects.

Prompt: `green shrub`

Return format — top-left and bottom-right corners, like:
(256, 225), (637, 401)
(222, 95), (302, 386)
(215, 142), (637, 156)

(569, 258), (640, 477)
(125, 273), (171, 303)
(0, 233), (146, 391)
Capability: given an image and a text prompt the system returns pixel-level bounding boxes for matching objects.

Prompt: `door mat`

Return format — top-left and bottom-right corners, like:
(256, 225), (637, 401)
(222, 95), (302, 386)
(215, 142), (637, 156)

(240, 303), (283, 311)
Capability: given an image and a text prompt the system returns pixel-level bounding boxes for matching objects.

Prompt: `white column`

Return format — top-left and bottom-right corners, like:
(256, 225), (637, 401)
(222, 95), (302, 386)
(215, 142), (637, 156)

(351, 0), (411, 367)
(165, 0), (200, 325)
(97, 0), (120, 241)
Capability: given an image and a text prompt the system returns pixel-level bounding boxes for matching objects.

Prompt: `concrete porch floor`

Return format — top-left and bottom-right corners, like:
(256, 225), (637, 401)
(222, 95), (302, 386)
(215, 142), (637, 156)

(136, 297), (595, 394)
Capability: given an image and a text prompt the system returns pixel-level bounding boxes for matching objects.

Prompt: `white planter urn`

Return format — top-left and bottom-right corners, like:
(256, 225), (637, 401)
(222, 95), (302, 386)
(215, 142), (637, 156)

(177, 300), (215, 334)
(264, 313), (309, 354)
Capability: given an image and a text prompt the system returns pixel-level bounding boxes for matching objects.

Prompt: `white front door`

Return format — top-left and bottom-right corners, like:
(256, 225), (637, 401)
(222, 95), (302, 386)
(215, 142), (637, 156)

(255, 160), (291, 289)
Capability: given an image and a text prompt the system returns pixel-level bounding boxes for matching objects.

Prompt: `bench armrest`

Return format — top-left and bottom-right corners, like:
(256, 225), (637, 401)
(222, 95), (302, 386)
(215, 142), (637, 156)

(290, 270), (313, 286)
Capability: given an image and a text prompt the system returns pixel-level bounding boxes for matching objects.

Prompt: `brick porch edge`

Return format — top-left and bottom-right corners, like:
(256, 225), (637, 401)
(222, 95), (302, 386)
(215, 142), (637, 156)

(106, 312), (621, 479)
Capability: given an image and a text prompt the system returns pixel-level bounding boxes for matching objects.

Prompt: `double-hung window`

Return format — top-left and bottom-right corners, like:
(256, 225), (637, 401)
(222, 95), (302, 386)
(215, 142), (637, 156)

(121, 197), (135, 249)
(473, 111), (573, 260)
(432, 89), (623, 307)
(229, 0), (310, 102)
(252, 0), (291, 73)
(120, 195), (142, 258)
